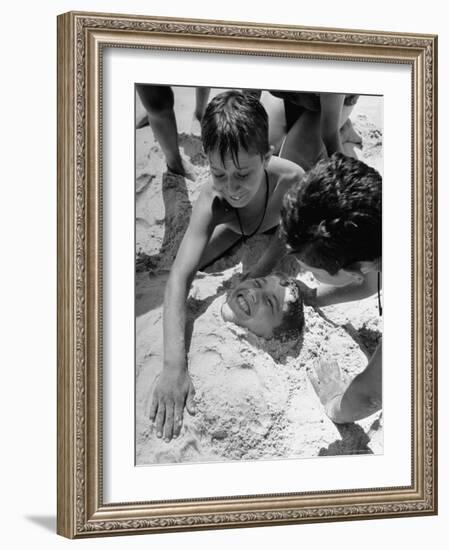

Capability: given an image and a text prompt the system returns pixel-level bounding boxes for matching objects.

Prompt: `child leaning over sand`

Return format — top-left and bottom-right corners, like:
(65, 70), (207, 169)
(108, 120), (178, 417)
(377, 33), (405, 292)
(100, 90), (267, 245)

(150, 90), (304, 442)
(280, 153), (382, 423)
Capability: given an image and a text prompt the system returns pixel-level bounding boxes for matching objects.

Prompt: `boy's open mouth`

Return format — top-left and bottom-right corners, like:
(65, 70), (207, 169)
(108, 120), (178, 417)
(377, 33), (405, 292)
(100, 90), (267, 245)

(228, 191), (247, 203)
(235, 293), (251, 316)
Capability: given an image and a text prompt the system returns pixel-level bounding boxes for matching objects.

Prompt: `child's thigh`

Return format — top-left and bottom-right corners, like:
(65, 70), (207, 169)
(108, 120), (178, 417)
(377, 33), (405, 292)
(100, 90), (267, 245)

(339, 103), (356, 128)
(199, 226), (241, 270)
(280, 111), (327, 171)
(261, 92), (287, 154)
(136, 85), (174, 113)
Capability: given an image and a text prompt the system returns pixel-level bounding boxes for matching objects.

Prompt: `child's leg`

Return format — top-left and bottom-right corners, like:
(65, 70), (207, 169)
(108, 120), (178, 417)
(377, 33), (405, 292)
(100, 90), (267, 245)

(194, 87), (211, 122)
(280, 110), (327, 171)
(191, 87), (211, 137)
(136, 85), (181, 172)
(339, 101), (362, 144)
(198, 225), (242, 270)
(284, 99), (305, 132)
(337, 103), (362, 159)
(136, 85), (195, 178)
(261, 92), (287, 155)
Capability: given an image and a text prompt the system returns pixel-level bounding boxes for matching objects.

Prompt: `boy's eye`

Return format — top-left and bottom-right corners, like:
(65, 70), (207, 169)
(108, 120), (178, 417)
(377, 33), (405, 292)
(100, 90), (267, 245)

(236, 172), (250, 180)
(213, 173), (225, 179)
(265, 297), (274, 313)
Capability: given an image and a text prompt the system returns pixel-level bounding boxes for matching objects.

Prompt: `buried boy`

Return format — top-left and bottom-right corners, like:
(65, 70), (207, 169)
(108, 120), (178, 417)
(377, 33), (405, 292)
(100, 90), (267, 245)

(280, 153), (382, 423)
(221, 273), (304, 340)
(149, 90), (304, 442)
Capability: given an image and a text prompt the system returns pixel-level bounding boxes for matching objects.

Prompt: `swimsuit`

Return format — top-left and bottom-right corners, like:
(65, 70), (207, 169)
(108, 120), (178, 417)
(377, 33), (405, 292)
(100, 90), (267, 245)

(268, 91), (359, 131)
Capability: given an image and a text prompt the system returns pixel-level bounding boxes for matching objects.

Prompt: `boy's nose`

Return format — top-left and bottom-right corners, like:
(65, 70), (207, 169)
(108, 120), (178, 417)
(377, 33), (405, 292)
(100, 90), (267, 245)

(228, 179), (241, 193)
(247, 288), (259, 304)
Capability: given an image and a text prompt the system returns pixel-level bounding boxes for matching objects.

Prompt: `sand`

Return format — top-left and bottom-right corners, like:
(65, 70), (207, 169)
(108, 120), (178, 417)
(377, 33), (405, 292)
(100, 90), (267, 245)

(135, 88), (383, 465)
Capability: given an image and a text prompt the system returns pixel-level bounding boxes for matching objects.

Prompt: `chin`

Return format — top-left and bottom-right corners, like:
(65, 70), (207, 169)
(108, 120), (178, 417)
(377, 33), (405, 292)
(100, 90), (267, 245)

(225, 195), (249, 208)
(221, 301), (236, 322)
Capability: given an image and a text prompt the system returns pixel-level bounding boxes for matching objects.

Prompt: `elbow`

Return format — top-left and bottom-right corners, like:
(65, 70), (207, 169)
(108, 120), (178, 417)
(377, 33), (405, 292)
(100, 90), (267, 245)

(329, 393), (382, 424)
(329, 411), (356, 425)
(326, 405), (355, 425)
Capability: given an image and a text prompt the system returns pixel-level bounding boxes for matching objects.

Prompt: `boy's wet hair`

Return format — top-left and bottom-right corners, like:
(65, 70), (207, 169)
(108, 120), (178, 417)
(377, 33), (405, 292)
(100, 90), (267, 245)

(280, 153), (382, 275)
(201, 90), (270, 165)
(271, 277), (305, 341)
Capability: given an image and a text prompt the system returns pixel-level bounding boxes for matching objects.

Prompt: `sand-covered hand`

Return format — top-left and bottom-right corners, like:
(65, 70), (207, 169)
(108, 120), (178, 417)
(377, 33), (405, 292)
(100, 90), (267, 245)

(307, 359), (346, 417)
(149, 368), (196, 442)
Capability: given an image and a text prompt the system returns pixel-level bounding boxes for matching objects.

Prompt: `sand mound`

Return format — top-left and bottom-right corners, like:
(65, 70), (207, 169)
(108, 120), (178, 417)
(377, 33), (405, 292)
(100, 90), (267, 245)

(136, 266), (382, 465)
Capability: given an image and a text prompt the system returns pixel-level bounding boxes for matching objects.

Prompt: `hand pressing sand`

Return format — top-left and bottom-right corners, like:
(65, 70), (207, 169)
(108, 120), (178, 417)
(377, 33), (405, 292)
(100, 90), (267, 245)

(308, 342), (382, 424)
(307, 360), (348, 419)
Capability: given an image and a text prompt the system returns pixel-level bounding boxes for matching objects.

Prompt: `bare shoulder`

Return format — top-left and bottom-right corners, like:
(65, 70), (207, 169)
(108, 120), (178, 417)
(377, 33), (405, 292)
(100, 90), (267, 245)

(194, 177), (231, 226)
(195, 177), (215, 206)
(267, 156), (305, 194)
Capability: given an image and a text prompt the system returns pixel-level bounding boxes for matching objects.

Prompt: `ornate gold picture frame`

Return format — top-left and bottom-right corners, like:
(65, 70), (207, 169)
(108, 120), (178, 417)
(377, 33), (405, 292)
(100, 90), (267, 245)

(57, 11), (437, 538)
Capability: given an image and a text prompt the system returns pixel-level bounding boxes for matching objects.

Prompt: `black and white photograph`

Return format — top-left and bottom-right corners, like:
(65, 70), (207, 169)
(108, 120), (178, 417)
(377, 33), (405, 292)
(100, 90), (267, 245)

(135, 84), (383, 466)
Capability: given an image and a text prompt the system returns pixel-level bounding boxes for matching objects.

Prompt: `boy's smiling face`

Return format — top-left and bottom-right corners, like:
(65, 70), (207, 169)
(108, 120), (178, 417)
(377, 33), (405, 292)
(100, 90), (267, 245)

(208, 148), (272, 208)
(221, 275), (295, 338)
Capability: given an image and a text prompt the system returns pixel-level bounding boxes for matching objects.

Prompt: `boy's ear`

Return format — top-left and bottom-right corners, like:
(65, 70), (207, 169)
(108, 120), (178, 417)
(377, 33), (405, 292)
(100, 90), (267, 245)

(263, 145), (275, 166)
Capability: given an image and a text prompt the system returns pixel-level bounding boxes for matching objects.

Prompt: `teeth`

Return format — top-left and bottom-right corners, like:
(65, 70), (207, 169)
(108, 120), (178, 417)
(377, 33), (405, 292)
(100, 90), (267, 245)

(237, 295), (250, 315)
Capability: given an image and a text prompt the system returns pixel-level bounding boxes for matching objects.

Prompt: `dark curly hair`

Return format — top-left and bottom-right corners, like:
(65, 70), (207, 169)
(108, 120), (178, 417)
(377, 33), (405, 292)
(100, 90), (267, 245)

(272, 277), (305, 341)
(201, 90), (270, 166)
(280, 153), (382, 275)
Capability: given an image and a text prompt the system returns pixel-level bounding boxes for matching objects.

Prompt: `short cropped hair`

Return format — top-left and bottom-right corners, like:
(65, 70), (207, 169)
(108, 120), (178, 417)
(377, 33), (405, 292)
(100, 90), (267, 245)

(280, 153), (382, 275)
(201, 90), (270, 165)
(272, 277), (305, 340)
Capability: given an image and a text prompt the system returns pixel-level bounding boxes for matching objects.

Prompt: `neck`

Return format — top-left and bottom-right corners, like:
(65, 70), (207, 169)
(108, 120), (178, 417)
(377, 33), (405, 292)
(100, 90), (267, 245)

(243, 169), (267, 213)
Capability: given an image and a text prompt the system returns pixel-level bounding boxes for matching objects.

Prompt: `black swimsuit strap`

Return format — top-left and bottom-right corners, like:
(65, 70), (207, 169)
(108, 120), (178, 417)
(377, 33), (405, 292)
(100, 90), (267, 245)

(235, 169), (269, 242)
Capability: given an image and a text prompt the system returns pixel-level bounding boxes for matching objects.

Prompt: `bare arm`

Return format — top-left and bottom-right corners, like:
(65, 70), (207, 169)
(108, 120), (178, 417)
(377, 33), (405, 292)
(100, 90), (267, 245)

(301, 270), (379, 308)
(308, 342), (382, 424)
(245, 227), (288, 279)
(149, 191), (215, 442)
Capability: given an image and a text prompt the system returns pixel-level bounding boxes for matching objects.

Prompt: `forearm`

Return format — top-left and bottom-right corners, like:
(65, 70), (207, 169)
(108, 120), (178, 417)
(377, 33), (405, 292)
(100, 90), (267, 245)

(326, 388), (380, 424)
(250, 228), (287, 278)
(326, 344), (382, 423)
(314, 272), (378, 308)
(162, 273), (191, 370)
